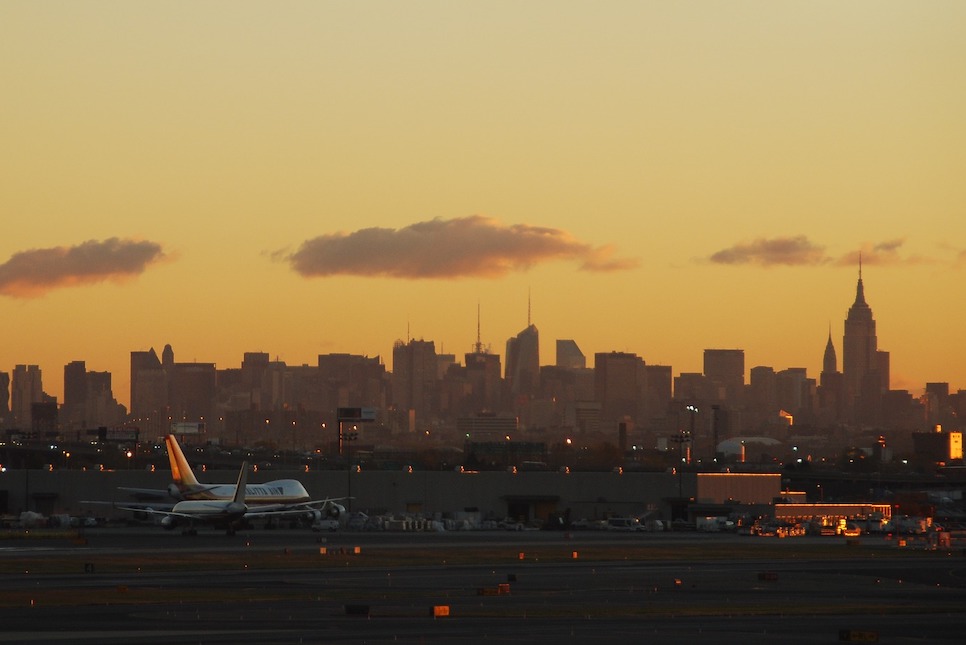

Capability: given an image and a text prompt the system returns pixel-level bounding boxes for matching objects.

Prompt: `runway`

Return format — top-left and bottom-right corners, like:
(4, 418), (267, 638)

(2, 527), (965, 643)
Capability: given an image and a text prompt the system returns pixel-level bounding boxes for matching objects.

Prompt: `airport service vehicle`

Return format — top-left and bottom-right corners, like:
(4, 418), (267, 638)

(606, 517), (644, 531)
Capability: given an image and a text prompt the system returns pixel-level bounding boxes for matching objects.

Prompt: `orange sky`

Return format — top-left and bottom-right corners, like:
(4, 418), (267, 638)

(2, 1), (965, 409)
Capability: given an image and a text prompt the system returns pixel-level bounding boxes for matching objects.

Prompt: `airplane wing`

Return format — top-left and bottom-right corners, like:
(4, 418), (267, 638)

(105, 502), (322, 522)
(285, 497), (352, 509)
(233, 497), (351, 514)
(117, 484), (222, 500)
(111, 504), (213, 519)
(116, 487), (174, 501)
(82, 500), (176, 512)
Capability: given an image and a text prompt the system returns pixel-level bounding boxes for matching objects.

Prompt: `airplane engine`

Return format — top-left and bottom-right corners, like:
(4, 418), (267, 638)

(325, 502), (346, 519)
(161, 515), (176, 530)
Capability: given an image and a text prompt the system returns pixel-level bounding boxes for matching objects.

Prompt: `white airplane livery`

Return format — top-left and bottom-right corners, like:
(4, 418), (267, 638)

(103, 434), (346, 534)
(164, 434), (313, 504)
(116, 460), (331, 535)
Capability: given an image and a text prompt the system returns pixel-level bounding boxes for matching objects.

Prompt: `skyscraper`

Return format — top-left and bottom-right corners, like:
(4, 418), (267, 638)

(392, 338), (438, 431)
(0, 371), (9, 423)
(818, 328), (844, 423)
(703, 349), (745, 405)
(594, 351), (645, 424)
(11, 364), (44, 429)
(823, 330), (837, 375)
(555, 339), (586, 369)
(842, 263), (889, 421)
(505, 324), (539, 397)
(63, 360), (88, 427)
(130, 347), (164, 421)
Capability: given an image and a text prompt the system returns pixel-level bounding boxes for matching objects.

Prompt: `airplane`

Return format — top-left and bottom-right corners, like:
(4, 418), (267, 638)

(122, 434), (318, 504)
(92, 434), (346, 531)
(114, 461), (323, 535)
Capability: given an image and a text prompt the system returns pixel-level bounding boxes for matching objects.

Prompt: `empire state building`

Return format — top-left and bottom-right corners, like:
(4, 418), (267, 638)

(842, 263), (889, 421)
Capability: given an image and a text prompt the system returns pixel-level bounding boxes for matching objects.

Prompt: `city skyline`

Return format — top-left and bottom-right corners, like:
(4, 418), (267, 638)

(3, 2), (965, 408)
(1, 266), (962, 415)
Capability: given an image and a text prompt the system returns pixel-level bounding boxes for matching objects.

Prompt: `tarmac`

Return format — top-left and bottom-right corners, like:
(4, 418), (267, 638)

(1, 527), (965, 644)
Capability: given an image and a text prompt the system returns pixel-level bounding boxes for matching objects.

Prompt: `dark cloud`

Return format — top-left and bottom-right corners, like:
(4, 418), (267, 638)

(709, 236), (828, 266)
(0, 238), (166, 298)
(282, 215), (638, 279)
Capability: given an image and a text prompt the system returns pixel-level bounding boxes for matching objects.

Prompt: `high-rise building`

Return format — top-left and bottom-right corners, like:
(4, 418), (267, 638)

(776, 367), (813, 418)
(555, 339), (586, 369)
(818, 329), (844, 423)
(11, 364), (44, 429)
(747, 366), (778, 429)
(392, 339), (438, 431)
(62, 360), (124, 430)
(843, 264), (878, 398)
(462, 350), (503, 415)
(63, 360), (88, 428)
(703, 349), (745, 405)
(0, 371), (9, 424)
(168, 362), (217, 423)
(317, 353), (387, 413)
(130, 348), (165, 422)
(842, 264), (889, 421)
(594, 351), (645, 424)
(644, 364), (673, 420)
(505, 324), (539, 397)
(241, 351), (270, 409)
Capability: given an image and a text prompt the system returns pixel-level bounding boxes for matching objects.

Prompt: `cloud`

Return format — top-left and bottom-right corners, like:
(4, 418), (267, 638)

(833, 238), (931, 267)
(0, 238), (166, 298)
(281, 215), (638, 279)
(708, 235), (828, 266)
(708, 236), (934, 268)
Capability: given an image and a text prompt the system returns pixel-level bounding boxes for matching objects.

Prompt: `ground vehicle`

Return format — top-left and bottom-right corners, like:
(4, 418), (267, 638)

(311, 518), (340, 532)
(606, 517), (643, 531)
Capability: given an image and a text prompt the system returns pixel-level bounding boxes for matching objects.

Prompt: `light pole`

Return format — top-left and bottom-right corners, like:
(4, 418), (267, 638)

(341, 424), (358, 513)
(686, 405), (698, 465)
(670, 429), (691, 499)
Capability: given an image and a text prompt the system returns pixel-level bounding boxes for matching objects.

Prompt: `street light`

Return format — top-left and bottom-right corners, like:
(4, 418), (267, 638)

(686, 405), (698, 465)
(341, 424), (358, 512)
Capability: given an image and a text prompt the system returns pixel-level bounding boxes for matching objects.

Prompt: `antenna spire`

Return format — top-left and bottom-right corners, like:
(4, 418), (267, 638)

(527, 288), (531, 327)
(474, 301), (483, 354)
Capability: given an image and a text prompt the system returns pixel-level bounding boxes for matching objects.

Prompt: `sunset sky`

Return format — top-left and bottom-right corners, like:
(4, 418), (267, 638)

(2, 1), (965, 409)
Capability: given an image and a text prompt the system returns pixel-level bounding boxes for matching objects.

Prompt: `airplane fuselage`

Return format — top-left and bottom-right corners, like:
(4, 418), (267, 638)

(182, 479), (310, 504)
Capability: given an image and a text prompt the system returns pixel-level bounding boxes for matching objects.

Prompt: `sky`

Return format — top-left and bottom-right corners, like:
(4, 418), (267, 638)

(2, 1), (965, 410)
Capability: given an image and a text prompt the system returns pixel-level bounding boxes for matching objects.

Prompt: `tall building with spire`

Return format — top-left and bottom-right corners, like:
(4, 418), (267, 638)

(822, 328), (837, 375)
(505, 294), (540, 398)
(818, 327), (844, 423)
(842, 262), (889, 423)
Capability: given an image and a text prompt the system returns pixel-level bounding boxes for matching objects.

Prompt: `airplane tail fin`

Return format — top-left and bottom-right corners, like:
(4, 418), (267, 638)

(166, 434), (201, 490)
(232, 462), (249, 505)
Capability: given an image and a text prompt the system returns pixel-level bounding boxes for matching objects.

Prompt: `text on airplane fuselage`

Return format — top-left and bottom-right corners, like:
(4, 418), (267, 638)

(245, 486), (285, 496)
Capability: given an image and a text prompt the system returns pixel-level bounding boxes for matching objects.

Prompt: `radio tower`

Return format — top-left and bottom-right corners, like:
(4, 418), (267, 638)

(473, 301), (485, 354)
